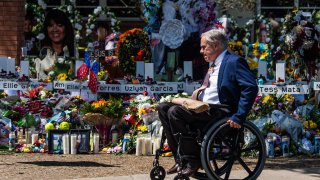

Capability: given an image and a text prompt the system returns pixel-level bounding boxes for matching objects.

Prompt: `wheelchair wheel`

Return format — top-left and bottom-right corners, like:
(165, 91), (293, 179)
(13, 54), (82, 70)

(150, 166), (166, 180)
(201, 118), (266, 180)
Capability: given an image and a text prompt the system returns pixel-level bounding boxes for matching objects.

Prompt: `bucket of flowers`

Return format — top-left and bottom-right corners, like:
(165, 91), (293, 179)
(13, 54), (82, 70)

(81, 97), (124, 125)
(80, 97), (124, 146)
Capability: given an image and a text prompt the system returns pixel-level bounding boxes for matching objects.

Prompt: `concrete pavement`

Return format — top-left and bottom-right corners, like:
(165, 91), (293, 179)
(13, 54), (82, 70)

(73, 167), (320, 180)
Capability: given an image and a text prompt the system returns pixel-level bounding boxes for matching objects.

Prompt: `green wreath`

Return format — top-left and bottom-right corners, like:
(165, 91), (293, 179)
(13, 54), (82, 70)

(117, 28), (151, 75)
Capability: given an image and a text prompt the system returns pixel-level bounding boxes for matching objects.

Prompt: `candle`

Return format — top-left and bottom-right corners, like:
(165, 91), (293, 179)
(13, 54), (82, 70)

(71, 134), (77, 154)
(135, 137), (144, 156)
(122, 134), (130, 153)
(144, 137), (152, 156)
(93, 133), (99, 154)
(281, 136), (289, 157)
(31, 134), (38, 145)
(26, 130), (32, 144)
(9, 132), (15, 151)
(63, 134), (70, 154)
(152, 137), (161, 155)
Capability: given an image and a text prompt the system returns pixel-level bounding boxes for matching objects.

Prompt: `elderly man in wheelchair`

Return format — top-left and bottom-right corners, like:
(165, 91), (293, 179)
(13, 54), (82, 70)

(151, 29), (266, 180)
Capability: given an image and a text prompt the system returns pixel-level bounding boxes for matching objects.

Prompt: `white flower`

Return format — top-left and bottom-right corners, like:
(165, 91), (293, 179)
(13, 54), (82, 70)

(36, 33), (45, 40)
(94, 6), (102, 15)
(87, 43), (93, 49)
(67, 5), (73, 13)
(244, 38), (249, 44)
(276, 46), (281, 51)
(74, 23), (82, 30)
(111, 19), (116, 26)
(233, 35), (238, 41)
(48, 71), (55, 76)
(246, 19), (254, 25)
(280, 18), (284, 22)
(86, 29), (92, 35)
(182, 92), (188, 96)
(279, 35), (284, 42)
(265, 37), (270, 43)
(75, 34), (80, 40)
(246, 32), (250, 37)
(90, 24), (95, 30)
(138, 103), (152, 109)
(58, 57), (65, 63)
(164, 95), (173, 102)
(262, 20), (266, 24)
(159, 97), (166, 103)
(270, 45), (274, 49)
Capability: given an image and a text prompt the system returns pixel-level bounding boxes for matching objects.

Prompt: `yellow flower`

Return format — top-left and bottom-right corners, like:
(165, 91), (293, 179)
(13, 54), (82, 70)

(253, 49), (260, 57)
(263, 95), (272, 104)
(304, 121), (317, 129)
(247, 58), (258, 70)
(137, 125), (148, 133)
(260, 51), (268, 60)
(92, 99), (108, 108)
(138, 108), (146, 116)
(57, 73), (68, 81)
(284, 94), (294, 102)
(236, 41), (242, 47)
(98, 71), (105, 81)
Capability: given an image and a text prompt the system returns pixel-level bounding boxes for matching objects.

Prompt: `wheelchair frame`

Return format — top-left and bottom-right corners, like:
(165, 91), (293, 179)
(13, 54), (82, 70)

(150, 117), (267, 180)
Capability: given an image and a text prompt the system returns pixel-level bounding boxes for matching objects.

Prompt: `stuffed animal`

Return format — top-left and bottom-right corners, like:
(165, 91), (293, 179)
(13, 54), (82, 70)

(34, 48), (57, 80)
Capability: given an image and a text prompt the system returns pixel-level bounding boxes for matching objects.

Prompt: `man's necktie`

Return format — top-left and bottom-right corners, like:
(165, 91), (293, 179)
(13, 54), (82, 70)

(191, 63), (215, 100)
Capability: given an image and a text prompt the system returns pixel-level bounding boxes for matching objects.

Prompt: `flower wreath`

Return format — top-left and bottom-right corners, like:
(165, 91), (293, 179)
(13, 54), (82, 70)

(85, 6), (120, 36)
(117, 28), (151, 75)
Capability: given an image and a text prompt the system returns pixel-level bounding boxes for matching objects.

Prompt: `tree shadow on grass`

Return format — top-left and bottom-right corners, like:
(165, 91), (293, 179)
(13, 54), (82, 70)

(18, 161), (120, 167)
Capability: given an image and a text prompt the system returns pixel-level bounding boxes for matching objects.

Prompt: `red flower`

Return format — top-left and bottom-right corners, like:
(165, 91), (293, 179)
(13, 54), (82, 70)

(134, 50), (145, 61)
(142, 91), (148, 96)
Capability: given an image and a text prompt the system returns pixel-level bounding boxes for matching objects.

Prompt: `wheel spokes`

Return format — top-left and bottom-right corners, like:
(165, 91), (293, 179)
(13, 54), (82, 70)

(237, 156), (253, 174)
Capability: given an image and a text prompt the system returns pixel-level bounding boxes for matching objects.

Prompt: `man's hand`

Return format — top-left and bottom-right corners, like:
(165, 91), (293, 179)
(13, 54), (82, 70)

(227, 119), (241, 129)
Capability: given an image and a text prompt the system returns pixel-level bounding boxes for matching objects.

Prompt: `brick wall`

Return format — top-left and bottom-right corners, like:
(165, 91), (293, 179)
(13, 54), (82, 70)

(0, 0), (25, 65)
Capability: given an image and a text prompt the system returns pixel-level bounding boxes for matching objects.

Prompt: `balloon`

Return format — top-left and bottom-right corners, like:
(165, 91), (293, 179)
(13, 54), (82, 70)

(88, 69), (98, 93)
(91, 61), (99, 75)
(77, 64), (89, 80)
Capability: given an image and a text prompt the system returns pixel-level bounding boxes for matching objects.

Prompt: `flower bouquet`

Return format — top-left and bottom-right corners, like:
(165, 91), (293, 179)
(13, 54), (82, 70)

(80, 98), (124, 126)
(80, 97), (124, 146)
(247, 94), (295, 120)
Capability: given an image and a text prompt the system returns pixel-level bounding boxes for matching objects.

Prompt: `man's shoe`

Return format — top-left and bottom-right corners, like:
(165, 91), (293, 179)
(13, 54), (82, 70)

(167, 163), (179, 174)
(181, 165), (200, 177)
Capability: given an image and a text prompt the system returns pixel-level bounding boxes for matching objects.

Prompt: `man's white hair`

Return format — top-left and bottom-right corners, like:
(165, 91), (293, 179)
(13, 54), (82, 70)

(201, 28), (228, 49)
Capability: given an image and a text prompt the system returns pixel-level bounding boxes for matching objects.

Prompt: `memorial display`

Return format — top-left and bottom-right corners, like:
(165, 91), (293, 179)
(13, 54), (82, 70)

(0, 0), (319, 161)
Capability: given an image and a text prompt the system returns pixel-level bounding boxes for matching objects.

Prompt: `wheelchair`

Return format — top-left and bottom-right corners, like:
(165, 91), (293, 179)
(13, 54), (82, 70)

(150, 117), (267, 180)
